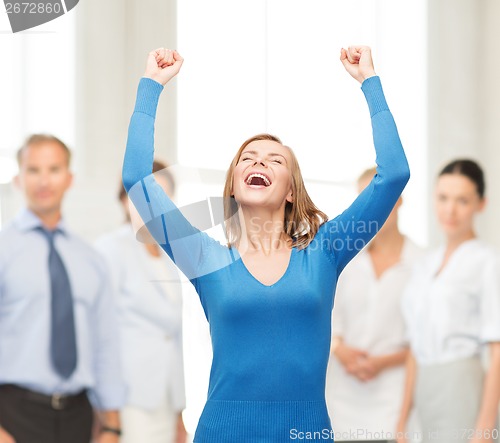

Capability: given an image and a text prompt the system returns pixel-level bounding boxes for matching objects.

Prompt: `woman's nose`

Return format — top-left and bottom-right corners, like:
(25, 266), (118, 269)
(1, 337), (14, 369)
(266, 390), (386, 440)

(39, 172), (50, 186)
(253, 159), (266, 167)
(446, 202), (457, 216)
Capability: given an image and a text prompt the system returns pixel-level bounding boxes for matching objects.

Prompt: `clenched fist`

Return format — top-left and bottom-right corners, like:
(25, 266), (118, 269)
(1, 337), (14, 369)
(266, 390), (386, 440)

(340, 46), (376, 84)
(144, 48), (184, 86)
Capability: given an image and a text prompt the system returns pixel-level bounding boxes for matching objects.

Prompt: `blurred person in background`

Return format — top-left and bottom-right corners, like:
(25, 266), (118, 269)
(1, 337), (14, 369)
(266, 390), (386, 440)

(0, 134), (125, 443)
(95, 160), (187, 443)
(398, 159), (500, 443)
(326, 166), (422, 441)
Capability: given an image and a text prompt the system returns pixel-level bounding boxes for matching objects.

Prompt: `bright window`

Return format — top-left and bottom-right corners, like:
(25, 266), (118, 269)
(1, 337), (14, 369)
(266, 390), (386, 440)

(0, 9), (76, 227)
(177, 0), (427, 243)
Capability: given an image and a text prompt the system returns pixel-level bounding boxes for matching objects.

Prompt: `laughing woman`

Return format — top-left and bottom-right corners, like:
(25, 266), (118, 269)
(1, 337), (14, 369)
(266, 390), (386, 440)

(122, 46), (410, 442)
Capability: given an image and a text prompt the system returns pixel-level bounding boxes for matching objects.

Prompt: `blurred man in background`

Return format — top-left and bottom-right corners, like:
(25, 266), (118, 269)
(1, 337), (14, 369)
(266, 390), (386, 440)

(0, 134), (125, 443)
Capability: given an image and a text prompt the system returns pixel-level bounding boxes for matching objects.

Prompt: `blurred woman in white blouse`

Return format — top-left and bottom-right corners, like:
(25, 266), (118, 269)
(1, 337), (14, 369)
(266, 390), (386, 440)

(326, 167), (423, 441)
(95, 160), (187, 443)
(398, 159), (500, 443)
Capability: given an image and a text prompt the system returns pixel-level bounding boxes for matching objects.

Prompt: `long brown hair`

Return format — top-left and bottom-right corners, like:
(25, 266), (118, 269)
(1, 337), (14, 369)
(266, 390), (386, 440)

(222, 134), (328, 250)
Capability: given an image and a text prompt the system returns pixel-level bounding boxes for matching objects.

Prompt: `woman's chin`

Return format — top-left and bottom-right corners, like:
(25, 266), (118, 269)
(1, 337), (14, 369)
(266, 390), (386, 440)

(441, 225), (471, 239)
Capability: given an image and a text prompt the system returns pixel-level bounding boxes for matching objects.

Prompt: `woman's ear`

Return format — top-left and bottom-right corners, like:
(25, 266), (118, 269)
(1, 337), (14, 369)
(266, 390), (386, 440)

(286, 189), (293, 203)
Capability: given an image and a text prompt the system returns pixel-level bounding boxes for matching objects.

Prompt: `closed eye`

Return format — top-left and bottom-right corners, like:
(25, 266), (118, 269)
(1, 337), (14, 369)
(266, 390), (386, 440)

(272, 159), (282, 164)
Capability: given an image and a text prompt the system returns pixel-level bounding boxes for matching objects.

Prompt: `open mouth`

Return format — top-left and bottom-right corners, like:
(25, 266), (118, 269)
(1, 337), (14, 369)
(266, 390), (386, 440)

(245, 172), (272, 187)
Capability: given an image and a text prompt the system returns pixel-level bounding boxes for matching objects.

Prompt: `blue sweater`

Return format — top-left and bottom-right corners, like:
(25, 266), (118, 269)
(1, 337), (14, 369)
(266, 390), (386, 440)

(122, 76), (410, 442)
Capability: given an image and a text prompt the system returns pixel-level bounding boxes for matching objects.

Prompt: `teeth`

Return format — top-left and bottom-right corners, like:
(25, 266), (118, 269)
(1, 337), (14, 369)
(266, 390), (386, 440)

(246, 173), (271, 186)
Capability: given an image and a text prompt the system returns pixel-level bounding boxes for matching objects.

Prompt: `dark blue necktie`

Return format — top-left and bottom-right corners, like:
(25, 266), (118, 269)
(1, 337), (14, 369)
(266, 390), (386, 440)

(38, 227), (77, 379)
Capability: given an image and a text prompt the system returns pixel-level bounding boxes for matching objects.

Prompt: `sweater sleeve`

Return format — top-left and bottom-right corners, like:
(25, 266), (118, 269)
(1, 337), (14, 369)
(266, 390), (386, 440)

(122, 78), (228, 281)
(322, 76), (410, 274)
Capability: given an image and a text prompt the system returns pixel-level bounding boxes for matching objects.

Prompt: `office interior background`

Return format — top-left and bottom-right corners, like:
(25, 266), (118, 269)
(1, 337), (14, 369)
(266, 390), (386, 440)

(1, 0), (499, 437)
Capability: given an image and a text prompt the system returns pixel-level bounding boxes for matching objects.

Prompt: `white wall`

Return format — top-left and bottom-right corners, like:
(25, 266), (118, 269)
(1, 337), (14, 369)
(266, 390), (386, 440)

(427, 0), (500, 249)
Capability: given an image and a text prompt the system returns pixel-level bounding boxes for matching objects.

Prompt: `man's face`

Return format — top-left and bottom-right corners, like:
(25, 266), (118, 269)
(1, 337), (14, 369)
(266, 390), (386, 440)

(16, 141), (73, 216)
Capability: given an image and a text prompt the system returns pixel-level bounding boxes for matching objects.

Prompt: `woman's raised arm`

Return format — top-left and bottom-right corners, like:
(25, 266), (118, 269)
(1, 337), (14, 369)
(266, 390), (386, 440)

(320, 46), (410, 274)
(122, 49), (232, 282)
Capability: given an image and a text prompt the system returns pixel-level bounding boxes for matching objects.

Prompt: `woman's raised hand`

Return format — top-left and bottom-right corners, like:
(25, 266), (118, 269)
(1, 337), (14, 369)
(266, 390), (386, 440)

(144, 48), (184, 86)
(340, 46), (376, 84)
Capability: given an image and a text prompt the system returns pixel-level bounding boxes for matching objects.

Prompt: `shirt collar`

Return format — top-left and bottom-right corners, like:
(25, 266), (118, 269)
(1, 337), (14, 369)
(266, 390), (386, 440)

(14, 208), (69, 236)
(361, 236), (417, 268)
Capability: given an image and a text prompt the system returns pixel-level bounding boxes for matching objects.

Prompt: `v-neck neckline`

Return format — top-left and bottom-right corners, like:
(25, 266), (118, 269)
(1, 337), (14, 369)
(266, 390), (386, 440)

(433, 238), (478, 280)
(237, 247), (295, 288)
(365, 237), (408, 282)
